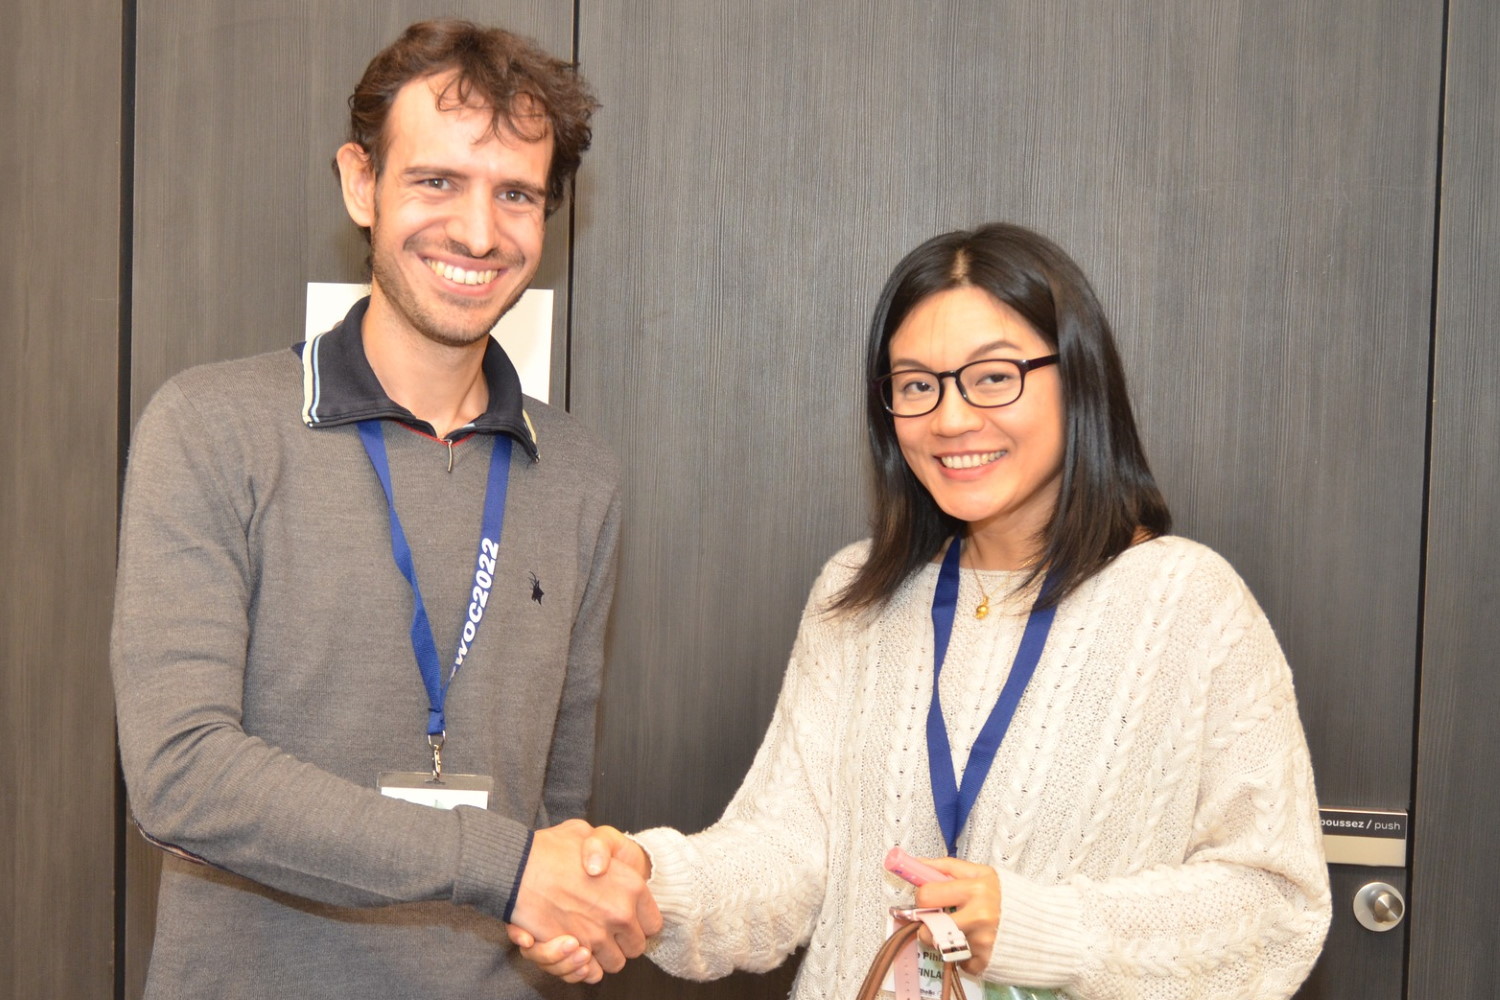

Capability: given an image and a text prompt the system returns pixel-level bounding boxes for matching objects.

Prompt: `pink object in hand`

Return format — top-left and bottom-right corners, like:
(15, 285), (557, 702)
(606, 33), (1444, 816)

(884, 847), (951, 886)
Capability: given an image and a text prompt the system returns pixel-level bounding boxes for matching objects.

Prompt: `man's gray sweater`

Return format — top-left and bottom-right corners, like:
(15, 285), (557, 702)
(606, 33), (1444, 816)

(112, 313), (619, 999)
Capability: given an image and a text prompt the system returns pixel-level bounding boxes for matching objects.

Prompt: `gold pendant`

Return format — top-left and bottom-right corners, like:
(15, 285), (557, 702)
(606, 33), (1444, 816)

(975, 598), (990, 620)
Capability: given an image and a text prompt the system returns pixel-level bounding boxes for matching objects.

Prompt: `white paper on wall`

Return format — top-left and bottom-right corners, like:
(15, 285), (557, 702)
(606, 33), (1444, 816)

(304, 283), (554, 403)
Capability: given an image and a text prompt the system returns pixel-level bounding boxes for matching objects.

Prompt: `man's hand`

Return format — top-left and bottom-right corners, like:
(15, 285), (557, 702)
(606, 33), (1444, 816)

(508, 819), (661, 976)
(506, 926), (601, 984)
(508, 823), (655, 983)
(579, 824), (651, 880)
(913, 856), (1002, 976)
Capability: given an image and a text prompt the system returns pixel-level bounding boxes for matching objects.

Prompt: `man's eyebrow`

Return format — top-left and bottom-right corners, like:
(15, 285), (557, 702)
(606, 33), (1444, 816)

(504, 178), (548, 200)
(401, 165), (463, 181)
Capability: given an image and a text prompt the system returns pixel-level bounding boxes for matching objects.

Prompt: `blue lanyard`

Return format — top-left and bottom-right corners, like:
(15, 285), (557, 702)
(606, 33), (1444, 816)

(927, 537), (1057, 856)
(358, 421), (511, 738)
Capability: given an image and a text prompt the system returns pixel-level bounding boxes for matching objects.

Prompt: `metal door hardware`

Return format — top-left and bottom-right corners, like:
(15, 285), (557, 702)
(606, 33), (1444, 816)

(1353, 882), (1406, 932)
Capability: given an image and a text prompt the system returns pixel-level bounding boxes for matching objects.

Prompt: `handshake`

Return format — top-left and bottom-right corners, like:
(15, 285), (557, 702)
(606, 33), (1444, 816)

(508, 819), (661, 984)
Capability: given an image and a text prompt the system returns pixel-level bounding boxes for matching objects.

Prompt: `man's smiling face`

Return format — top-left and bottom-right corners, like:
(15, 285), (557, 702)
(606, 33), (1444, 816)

(340, 71), (553, 349)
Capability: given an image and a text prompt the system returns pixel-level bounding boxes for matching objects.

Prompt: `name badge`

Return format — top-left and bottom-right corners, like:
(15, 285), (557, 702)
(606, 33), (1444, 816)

(378, 771), (494, 810)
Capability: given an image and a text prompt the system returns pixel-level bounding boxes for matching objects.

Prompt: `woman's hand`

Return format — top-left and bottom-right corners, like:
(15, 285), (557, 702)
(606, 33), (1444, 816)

(506, 825), (654, 984)
(912, 856), (1002, 976)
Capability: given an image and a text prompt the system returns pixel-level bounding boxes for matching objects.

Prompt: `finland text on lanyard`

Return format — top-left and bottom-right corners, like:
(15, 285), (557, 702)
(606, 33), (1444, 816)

(927, 537), (1058, 856)
(360, 420), (509, 810)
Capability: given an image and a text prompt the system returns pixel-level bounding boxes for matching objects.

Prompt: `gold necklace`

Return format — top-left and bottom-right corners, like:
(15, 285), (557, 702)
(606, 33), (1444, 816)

(967, 542), (994, 620)
(972, 570), (993, 619)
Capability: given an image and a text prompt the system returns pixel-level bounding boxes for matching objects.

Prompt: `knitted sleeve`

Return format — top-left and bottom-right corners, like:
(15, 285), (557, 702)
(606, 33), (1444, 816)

(986, 572), (1331, 1000)
(631, 556), (857, 979)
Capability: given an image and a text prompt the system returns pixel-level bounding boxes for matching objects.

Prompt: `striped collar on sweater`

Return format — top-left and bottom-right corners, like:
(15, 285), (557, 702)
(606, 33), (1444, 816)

(294, 295), (539, 460)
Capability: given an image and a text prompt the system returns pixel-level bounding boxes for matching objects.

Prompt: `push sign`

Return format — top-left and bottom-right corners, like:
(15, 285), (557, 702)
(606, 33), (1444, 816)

(1320, 808), (1408, 867)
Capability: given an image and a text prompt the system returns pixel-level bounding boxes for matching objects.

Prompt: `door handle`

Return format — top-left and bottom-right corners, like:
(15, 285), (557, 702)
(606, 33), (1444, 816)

(1353, 881), (1406, 932)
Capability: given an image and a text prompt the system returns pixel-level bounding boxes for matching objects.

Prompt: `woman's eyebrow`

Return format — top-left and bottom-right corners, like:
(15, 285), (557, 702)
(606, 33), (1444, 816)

(888, 339), (1024, 369)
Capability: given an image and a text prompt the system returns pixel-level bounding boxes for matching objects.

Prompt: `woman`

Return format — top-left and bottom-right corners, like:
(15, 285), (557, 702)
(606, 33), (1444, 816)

(518, 223), (1331, 998)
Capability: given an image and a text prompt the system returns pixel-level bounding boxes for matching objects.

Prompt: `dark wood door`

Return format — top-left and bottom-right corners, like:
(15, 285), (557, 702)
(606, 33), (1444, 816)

(1410, 0), (1500, 993)
(1, 0), (122, 996)
(572, 2), (1443, 998)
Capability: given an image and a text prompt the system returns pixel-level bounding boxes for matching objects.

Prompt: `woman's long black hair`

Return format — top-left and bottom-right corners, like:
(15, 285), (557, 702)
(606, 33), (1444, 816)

(833, 222), (1171, 613)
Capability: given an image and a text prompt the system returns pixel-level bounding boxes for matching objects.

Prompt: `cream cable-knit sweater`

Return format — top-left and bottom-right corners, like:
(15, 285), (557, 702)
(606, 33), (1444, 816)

(633, 536), (1330, 1000)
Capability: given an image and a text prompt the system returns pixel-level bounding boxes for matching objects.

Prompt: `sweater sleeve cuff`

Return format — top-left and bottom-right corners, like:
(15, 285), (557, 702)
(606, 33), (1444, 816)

(631, 826), (697, 922)
(451, 806), (534, 921)
(986, 869), (1085, 989)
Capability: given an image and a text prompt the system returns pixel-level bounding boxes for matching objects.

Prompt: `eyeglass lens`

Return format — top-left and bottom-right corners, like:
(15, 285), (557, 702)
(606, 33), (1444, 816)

(884, 360), (1026, 416)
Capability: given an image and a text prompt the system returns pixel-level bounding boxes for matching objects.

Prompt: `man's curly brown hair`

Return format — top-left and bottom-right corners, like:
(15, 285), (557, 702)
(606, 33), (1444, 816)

(342, 19), (599, 220)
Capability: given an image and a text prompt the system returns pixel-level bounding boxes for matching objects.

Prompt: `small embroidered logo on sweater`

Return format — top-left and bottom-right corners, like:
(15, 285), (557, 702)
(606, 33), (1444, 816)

(529, 572), (545, 605)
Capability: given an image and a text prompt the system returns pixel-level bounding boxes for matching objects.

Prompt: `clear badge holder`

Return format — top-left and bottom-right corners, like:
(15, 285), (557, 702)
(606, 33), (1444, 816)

(378, 771), (493, 809)
(377, 733), (493, 809)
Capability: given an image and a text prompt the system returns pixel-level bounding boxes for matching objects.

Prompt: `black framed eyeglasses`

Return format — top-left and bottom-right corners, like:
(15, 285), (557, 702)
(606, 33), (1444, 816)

(874, 355), (1059, 417)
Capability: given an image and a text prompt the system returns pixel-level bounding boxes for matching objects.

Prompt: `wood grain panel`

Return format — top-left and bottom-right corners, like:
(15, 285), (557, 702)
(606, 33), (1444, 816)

(1411, 0), (1500, 992)
(0, 0), (122, 996)
(571, 2), (1439, 997)
(129, 0), (576, 419)
(124, 4), (576, 995)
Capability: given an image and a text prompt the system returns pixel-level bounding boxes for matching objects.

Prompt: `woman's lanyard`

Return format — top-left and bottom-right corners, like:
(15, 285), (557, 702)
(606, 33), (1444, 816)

(927, 537), (1058, 856)
(358, 421), (511, 774)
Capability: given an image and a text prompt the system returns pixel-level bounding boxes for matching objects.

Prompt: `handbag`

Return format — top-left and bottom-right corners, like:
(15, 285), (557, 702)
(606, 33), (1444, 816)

(853, 911), (965, 1000)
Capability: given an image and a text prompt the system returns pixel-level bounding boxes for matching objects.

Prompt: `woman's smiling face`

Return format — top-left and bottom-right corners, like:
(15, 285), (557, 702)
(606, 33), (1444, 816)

(887, 285), (1066, 568)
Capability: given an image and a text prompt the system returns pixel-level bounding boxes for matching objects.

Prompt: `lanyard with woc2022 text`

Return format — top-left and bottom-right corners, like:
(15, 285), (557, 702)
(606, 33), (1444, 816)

(928, 536), (1058, 857)
(359, 420), (511, 779)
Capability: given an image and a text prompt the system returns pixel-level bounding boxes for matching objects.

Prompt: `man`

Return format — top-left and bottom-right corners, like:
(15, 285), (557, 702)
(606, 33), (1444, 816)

(112, 20), (655, 998)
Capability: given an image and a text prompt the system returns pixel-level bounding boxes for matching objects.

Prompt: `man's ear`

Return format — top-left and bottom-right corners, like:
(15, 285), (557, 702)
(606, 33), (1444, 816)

(335, 143), (376, 228)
